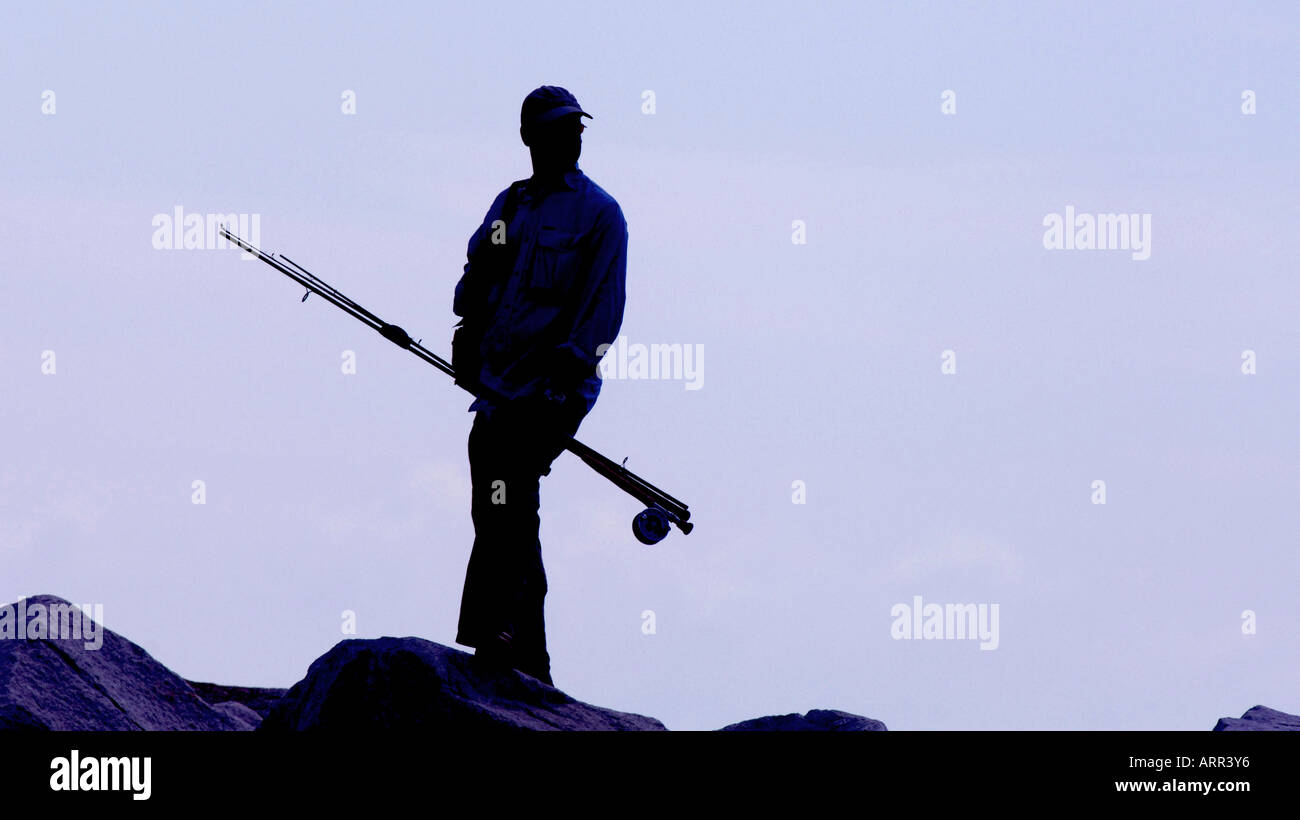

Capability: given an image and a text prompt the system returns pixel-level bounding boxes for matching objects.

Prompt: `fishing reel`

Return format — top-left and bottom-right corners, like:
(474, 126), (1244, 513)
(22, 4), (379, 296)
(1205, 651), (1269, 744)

(633, 506), (693, 546)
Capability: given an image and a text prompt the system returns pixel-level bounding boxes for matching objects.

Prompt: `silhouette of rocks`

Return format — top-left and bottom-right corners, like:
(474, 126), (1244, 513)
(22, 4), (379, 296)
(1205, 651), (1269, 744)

(0, 595), (257, 730)
(259, 636), (667, 731)
(1213, 705), (1300, 731)
(718, 708), (886, 731)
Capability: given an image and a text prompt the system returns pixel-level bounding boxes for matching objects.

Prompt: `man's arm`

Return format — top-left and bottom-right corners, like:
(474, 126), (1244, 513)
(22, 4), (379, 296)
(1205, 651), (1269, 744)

(452, 188), (513, 395)
(453, 188), (511, 319)
(550, 201), (628, 385)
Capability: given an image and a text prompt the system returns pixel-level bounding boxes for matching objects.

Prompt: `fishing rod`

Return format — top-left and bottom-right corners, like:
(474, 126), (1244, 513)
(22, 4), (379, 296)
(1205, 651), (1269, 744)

(219, 226), (693, 544)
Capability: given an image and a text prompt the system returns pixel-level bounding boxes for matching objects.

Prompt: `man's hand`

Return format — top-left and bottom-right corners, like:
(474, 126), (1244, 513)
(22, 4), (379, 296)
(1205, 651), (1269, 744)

(544, 346), (595, 394)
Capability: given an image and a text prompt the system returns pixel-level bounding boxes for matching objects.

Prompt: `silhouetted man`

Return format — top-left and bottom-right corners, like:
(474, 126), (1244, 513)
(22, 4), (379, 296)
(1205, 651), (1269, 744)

(452, 86), (627, 686)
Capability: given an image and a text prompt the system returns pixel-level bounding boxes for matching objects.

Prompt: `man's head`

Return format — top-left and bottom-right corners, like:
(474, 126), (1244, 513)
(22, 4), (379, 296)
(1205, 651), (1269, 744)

(520, 85), (592, 174)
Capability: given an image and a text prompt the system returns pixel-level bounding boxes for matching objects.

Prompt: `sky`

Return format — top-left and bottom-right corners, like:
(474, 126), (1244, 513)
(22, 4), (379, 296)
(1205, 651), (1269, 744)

(2, 0), (1297, 730)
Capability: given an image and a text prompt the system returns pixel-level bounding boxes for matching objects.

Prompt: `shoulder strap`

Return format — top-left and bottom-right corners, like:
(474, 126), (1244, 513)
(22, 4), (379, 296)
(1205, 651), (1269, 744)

(492, 179), (530, 279)
(501, 179), (528, 229)
(459, 180), (531, 321)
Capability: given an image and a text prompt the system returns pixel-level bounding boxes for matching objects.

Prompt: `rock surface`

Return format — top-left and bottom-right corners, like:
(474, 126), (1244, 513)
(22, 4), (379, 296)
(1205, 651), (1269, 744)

(1213, 705), (1300, 731)
(1, 593), (897, 732)
(719, 708), (887, 731)
(16, 590), (1287, 732)
(0, 595), (256, 730)
(259, 636), (667, 731)
(185, 680), (288, 720)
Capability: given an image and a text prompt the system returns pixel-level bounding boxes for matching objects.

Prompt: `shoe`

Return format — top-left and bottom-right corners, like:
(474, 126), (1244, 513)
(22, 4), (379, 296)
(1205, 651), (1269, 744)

(513, 659), (554, 687)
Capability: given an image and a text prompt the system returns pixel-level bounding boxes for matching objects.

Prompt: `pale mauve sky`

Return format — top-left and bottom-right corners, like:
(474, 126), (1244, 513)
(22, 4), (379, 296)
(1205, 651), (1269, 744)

(2, 0), (1298, 729)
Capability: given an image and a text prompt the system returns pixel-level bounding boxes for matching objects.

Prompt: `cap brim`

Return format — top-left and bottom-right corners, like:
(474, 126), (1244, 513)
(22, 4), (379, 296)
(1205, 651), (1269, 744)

(534, 105), (593, 124)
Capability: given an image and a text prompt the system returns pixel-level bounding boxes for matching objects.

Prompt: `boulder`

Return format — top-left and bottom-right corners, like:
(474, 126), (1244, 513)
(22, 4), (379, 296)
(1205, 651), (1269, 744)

(718, 708), (887, 731)
(1213, 705), (1300, 731)
(1, 593), (895, 733)
(0, 594), (255, 730)
(184, 680), (288, 720)
(259, 636), (666, 731)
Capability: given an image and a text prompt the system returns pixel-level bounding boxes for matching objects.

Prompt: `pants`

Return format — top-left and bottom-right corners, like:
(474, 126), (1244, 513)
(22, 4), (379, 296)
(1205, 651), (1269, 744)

(455, 394), (584, 682)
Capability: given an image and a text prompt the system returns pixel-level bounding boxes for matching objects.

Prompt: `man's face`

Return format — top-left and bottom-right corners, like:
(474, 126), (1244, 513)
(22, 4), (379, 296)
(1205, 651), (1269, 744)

(525, 112), (584, 169)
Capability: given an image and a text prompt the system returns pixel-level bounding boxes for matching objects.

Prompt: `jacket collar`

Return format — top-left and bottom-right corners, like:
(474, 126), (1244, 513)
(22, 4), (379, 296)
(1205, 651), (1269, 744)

(524, 166), (582, 196)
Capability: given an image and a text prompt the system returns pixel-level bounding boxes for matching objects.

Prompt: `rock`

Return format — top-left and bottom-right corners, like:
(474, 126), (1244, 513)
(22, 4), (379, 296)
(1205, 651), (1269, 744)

(184, 680), (288, 720)
(211, 701), (263, 730)
(1, 592), (891, 733)
(1213, 705), (1300, 731)
(718, 708), (887, 731)
(259, 636), (666, 731)
(0, 594), (254, 730)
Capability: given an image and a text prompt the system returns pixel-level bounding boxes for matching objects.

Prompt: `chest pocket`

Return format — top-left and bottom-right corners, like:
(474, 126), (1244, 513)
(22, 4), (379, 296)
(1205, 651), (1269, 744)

(528, 226), (585, 299)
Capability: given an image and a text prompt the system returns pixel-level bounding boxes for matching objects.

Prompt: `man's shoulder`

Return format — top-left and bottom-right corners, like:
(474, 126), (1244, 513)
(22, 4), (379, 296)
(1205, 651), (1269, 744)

(486, 178), (530, 214)
(570, 171), (623, 217)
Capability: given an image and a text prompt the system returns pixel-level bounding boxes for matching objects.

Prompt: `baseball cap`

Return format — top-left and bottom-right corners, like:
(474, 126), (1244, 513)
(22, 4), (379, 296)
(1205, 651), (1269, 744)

(521, 85), (594, 128)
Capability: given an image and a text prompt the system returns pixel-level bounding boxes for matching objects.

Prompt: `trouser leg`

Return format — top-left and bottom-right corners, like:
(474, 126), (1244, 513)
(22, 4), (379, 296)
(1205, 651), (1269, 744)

(456, 397), (582, 681)
(456, 410), (519, 648)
